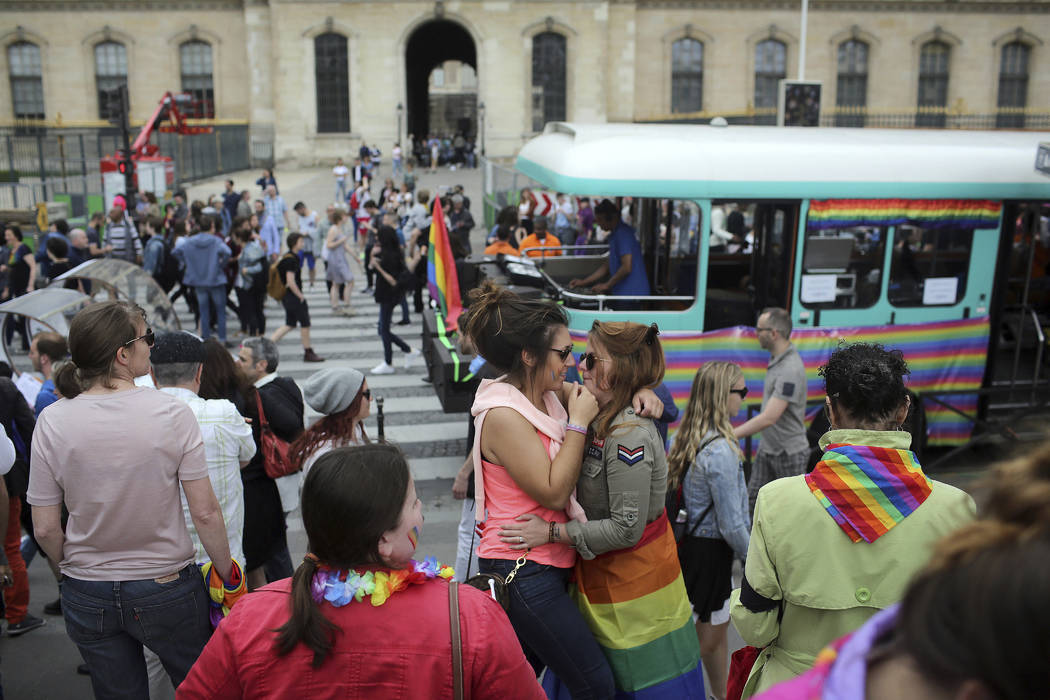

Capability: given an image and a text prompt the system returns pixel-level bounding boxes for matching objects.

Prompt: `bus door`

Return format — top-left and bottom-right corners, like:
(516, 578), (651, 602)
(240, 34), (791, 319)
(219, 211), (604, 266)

(702, 201), (798, 330)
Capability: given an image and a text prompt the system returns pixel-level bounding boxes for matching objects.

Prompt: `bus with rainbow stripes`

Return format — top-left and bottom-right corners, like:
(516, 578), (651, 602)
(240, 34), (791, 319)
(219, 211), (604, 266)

(496, 123), (1050, 456)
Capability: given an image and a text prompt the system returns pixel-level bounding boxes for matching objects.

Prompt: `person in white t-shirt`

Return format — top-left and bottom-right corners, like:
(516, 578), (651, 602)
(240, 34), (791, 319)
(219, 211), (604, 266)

(332, 158), (349, 204)
(145, 330), (256, 700)
(392, 142), (403, 178)
(289, 368), (370, 486)
(294, 201), (321, 288)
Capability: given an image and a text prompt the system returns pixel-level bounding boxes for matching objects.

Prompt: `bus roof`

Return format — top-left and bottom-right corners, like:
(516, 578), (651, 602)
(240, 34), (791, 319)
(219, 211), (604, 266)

(515, 122), (1050, 200)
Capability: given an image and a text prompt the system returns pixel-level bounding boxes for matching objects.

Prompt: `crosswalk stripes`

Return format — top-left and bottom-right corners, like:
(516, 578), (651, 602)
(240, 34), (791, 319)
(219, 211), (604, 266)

(172, 283), (469, 481)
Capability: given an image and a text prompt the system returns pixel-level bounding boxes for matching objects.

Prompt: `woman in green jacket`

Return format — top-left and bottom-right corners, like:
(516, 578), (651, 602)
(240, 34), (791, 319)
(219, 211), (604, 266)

(729, 342), (975, 698)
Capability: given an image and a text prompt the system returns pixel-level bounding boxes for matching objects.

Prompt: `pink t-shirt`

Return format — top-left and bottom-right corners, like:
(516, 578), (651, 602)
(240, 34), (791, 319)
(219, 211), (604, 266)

(477, 433), (575, 568)
(28, 387), (209, 581)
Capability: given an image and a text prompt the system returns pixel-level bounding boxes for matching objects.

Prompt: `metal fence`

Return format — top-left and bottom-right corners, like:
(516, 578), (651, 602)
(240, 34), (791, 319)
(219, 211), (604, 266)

(638, 107), (1050, 130)
(0, 123), (250, 217)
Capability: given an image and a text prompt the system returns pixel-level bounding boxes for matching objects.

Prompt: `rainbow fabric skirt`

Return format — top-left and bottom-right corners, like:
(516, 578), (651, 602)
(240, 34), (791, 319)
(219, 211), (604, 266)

(543, 514), (706, 699)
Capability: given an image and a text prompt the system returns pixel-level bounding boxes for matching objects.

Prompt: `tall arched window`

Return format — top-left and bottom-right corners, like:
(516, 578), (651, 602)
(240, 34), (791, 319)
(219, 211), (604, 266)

(754, 39), (786, 123)
(917, 40), (950, 127)
(997, 41), (1030, 128)
(180, 40), (214, 118)
(531, 32), (566, 132)
(8, 42), (44, 120)
(671, 38), (703, 114)
(314, 32), (349, 133)
(94, 41), (128, 121)
(835, 39), (868, 127)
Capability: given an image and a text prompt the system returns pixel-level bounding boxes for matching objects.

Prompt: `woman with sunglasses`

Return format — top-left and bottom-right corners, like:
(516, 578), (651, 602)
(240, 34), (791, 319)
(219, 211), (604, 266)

(289, 368), (371, 482)
(728, 342), (975, 698)
(461, 281), (617, 700)
(27, 301), (235, 697)
(501, 321), (705, 698)
(666, 362), (752, 700)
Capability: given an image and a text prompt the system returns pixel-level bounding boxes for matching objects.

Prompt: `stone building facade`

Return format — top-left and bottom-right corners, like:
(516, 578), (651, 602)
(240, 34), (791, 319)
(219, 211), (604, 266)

(1, 0), (1048, 164)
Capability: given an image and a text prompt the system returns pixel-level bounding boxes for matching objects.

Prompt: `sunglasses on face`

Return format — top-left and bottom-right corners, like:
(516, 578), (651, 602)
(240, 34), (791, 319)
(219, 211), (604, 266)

(549, 345), (573, 362)
(362, 389), (372, 401)
(578, 352), (612, 371)
(730, 387), (748, 398)
(124, 328), (155, 348)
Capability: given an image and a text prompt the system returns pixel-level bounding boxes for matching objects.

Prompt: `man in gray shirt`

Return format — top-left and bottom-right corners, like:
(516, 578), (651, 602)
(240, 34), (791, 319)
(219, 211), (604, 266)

(735, 307), (810, 516)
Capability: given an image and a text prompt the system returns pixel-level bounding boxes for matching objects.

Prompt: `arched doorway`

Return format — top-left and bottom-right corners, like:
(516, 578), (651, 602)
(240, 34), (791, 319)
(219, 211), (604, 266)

(404, 19), (477, 149)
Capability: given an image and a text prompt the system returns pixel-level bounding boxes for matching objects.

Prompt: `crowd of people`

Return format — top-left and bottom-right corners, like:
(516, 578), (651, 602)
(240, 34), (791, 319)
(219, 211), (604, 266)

(1, 163), (1047, 699)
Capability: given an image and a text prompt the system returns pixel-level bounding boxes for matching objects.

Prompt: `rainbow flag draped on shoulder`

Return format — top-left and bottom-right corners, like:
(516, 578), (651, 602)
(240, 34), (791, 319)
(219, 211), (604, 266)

(543, 516), (706, 698)
(426, 196), (463, 330)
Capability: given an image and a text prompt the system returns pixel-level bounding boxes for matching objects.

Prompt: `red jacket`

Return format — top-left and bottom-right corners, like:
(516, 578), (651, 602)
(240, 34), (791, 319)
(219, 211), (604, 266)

(177, 576), (544, 700)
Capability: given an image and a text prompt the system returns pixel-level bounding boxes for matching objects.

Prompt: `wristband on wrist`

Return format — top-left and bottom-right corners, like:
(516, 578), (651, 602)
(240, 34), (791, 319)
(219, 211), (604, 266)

(566, 423), (588, 435)
(548, 521), (557, 544)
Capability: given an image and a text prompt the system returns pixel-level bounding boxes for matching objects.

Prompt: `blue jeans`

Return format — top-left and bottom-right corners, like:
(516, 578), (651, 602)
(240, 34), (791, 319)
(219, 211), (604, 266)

(335, 180), (347, 203)
(378, 300), (410, 364)
(62, 564), (212, 700)
(196, 284), (227, 341)
(479, 558), (615, 700)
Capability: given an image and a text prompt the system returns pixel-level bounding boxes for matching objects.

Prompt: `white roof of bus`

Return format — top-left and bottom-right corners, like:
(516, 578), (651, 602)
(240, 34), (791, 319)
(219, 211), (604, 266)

(515, 122), (1050, 200)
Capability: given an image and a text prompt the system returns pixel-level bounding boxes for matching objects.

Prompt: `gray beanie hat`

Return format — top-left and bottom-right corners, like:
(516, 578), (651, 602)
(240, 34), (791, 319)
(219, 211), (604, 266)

(302, 368), (366, 415)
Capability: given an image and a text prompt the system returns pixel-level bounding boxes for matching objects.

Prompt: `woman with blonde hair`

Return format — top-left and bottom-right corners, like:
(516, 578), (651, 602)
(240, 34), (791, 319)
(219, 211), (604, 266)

(501, 320), (705, 698)
(667, 361), (751, 700)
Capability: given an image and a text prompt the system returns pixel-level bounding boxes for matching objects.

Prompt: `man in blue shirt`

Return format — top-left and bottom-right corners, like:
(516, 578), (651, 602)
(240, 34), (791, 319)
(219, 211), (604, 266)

(29, 331), (67, 416)
(569, 199), (650, 307)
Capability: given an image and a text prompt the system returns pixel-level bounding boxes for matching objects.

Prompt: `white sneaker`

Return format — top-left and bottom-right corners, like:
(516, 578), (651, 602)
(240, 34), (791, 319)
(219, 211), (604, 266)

(403, 348), (422, 369)
(370, 361), (395, 375)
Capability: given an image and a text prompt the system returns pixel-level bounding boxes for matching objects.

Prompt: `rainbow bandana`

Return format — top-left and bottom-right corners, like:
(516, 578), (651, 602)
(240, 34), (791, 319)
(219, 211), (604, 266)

(200, 560), (247, 629)
(805, 444), (932, 544)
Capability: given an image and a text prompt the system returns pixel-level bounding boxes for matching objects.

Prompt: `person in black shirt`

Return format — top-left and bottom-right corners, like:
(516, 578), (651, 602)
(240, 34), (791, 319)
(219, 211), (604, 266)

(269, 233), (323, 363)
(368, 226), (425, 375)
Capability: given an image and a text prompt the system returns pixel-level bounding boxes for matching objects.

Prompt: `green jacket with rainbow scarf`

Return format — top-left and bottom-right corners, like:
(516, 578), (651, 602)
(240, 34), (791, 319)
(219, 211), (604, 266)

(729, 429), (975, 699)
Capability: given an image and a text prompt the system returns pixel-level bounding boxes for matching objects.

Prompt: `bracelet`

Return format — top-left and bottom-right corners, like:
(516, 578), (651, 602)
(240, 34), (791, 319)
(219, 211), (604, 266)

(548, 521), (557, 544)
(566, 423), (588, 435)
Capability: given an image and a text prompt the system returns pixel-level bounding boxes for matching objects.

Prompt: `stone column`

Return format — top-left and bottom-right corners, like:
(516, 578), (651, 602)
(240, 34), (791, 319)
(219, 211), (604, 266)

(244, 0), (276, 165)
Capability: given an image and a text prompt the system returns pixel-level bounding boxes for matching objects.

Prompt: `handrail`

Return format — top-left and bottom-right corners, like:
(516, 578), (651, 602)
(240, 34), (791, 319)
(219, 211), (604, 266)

(1030, 307), (1045, 405)
(531, 266), (694, 311)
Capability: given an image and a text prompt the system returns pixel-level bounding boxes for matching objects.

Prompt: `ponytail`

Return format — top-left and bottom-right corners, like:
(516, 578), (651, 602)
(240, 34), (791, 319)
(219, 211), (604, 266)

(273, 555), (338, 668)
(52, 361), (82, 399)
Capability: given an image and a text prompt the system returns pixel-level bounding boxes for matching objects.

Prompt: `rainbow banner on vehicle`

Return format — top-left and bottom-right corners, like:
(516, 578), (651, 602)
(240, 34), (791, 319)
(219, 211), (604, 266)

(543, 517), (706, 698)
(571, 316), (990, 446)
(807, 199), (1001, 230)
(426, 196), (463, 330)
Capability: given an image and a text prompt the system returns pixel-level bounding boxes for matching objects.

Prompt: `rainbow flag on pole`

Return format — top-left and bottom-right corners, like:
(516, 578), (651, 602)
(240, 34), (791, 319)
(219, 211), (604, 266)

(426, 196), (463, 330)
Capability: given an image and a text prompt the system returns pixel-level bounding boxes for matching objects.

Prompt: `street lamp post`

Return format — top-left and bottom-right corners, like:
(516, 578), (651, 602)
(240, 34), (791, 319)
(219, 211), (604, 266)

(396, 102), (404, 146)
(478, 101), (486, 157)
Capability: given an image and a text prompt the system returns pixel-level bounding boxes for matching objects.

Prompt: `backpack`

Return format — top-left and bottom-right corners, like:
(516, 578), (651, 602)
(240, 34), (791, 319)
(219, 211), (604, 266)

(153, 238), (181, 292)
(267, 253), (295, 300)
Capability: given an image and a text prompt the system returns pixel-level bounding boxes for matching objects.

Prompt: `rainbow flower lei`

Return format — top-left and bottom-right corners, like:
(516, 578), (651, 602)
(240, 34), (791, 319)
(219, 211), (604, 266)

(311, 556), (455, 607)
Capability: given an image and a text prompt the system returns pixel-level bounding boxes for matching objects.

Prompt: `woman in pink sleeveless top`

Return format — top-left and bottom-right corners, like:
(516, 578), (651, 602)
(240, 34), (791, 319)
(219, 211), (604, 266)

(462, 281), (616, 700)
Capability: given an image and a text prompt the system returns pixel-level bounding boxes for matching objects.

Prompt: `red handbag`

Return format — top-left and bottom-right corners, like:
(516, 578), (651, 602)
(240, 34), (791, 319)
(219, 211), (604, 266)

(254, 390), (298, 479)
(727, 645), (762, 700)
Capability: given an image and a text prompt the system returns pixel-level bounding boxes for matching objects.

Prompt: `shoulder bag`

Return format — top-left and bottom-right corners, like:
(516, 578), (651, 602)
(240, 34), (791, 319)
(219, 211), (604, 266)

(253, 389), (299, 479)
(463, 550), (529, 613)
(449, 581), (464, 700)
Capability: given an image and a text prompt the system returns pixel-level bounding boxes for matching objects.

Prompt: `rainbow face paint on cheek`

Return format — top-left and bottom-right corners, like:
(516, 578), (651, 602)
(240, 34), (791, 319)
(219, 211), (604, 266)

(407, 526), (420, 549)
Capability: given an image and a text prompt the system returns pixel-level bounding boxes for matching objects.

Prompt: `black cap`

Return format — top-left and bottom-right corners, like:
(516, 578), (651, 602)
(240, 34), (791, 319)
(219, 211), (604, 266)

(151, 331), (205, 365)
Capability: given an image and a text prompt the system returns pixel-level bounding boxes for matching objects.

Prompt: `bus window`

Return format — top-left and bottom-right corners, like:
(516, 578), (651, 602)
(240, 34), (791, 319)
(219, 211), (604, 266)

(799, 226), (887, 309)
(888, 226), (973, 306)
(704, 202), (753, 330)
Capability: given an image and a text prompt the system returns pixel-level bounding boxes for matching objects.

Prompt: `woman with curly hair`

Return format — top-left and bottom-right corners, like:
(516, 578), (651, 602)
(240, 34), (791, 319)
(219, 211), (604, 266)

(760, 441), (1050, 700)
(729, 342), (976, 699)
(667, 361), (751, 700)
(289, 368), (370, 480)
